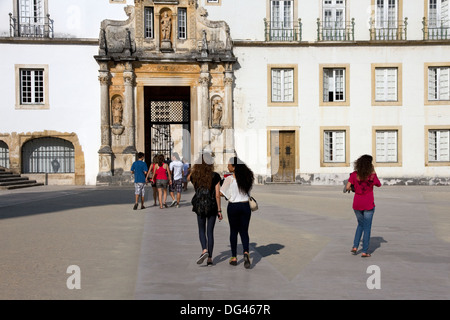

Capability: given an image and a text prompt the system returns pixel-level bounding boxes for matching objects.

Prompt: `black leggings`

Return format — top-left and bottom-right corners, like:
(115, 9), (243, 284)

(227, 202), (251, 257)
(197, 214), (217, 257)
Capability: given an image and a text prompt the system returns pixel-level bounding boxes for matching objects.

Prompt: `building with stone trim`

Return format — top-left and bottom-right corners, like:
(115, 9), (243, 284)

(1, 0), (450, 186)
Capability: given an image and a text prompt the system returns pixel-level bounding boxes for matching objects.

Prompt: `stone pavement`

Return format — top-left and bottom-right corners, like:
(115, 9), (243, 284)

(0, 183), (449, 301)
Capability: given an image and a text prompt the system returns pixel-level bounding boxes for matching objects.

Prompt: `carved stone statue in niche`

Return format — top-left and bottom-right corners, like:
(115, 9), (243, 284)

(211, 96), (223, 127)
(161, 11), (172, 40)
(160, 10), (173, 52)
(111, 96), (123, 125)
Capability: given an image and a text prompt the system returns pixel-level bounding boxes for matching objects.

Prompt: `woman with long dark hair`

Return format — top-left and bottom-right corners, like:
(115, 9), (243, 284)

(220, 156), (254, 268)
(189, 153), (223, 266)
(346, 154), (381, 257)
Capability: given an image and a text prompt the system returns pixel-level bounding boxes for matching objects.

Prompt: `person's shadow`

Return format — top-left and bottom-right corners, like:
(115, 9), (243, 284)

(212, 242), (284, 268)
(368, 236), (387, 253)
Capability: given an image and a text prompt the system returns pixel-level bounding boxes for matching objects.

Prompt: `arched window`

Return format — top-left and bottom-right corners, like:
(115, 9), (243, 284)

(22, 137), (75, 173)
(0, 141), (9, 169)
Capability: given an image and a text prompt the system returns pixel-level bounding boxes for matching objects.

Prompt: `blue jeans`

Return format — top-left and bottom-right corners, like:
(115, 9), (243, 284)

(353, 208), (375, 253)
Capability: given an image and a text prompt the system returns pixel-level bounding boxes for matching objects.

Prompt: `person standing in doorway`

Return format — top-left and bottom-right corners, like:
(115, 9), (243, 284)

(189, 153), (223, 266)
(130, 152), (148, 210)
(152, 154), (172, 209)
(346, 154), (381, 258)
(169, 152), (184, 208)
(220, 156), (254, 269)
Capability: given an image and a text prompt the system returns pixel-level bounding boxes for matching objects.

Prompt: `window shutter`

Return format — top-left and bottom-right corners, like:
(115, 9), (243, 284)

(439, 67), (450, 100)
(386, 68), (397, 101)
(438, 130), (450, 161)
(429, 130), (438, 161)
(429, 67), (438, 100)
(271, 69), (281, 102)
(334, 131), (345, 162)
(284, 69), (294, 102)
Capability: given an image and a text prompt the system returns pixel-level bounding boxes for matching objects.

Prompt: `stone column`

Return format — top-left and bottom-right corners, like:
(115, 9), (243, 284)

(198, 63), (210, 151)
(97, 61), (113, 184)
(223, 66), (235, 164)
(123, 61), (136, 154)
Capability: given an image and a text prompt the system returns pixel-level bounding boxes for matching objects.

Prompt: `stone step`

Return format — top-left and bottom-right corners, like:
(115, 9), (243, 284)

(0, 167), (45, 190)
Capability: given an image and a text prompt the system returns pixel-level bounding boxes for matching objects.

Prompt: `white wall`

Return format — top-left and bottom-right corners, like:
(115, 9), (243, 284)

(233, 44), (450, 181)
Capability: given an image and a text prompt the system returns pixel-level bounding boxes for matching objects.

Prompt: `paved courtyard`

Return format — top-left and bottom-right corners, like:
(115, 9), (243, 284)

(0, 183), (449, 301)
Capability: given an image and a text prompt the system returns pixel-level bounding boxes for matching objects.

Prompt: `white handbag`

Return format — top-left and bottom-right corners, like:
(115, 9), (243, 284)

(249, 196), (258, 212)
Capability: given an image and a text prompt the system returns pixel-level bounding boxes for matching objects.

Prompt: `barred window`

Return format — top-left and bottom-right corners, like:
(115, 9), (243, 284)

(178, 8), (187, 39)
(20, 68), (44, 104)
(0, 141), (9, 169)
(144, 7), (154, 38)
(22, 138), (75, 173)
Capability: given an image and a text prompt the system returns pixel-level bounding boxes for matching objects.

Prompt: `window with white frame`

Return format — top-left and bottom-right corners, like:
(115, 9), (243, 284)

(271, 68), (294, 102)
(323, 130), (346, 163)
(178, 8), (187, 39)
(323, 68), (345, 102)
(322, 0), (346, 40)
(429, 0), (449, 38)
(144, 7), (154, 39)
(19, 0), (45, 37)
(428, 66), (450, 101)
(375, 0), (398, 40)
(375, 67), (398, 101)
(376, 130), (398, 162)
(428, 129), (450, 162)
(270, 0), (294, 40)
(20, 68), (44, 105)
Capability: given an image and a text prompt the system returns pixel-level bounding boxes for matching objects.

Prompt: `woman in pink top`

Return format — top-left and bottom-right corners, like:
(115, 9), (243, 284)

(346, 155), (381, 257)
(151, 154), (172, 209)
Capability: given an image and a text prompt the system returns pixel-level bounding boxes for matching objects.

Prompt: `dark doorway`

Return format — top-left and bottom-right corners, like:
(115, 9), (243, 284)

(144, 86), (191, 165)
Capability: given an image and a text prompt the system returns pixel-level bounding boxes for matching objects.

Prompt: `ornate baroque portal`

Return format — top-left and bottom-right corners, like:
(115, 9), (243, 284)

(95, 0), (236, 185)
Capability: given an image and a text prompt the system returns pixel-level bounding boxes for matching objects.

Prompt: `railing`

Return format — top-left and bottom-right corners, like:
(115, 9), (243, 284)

(9, 13), (54, 38)
(422, 17), (450, 40)
(264, 19), (302, 42)
(369, 18), (408, 41)
(317, 18), (355, 41)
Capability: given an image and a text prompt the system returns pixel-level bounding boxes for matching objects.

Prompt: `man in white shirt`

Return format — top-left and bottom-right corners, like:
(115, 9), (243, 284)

(169, 152), (184, 207)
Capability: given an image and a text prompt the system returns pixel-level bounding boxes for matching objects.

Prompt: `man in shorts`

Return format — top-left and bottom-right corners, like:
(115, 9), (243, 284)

(131, 152), (148, 210)
(169, 152), (184, 208)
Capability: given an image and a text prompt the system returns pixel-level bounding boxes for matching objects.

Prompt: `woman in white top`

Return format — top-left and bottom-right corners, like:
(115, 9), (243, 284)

(220, 156), (254, 269)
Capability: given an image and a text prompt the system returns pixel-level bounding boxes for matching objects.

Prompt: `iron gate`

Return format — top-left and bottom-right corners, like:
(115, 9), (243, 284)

(149, 100), (190, 160)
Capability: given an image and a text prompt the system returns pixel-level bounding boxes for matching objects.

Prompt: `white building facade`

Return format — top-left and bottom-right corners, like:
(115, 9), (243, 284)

(1, 0), (450, 186)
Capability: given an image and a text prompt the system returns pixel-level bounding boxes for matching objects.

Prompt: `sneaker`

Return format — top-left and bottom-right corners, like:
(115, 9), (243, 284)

(141, 205), (146, 209)
(244, 253), (251, 269)
(170, 200), (177, 207)
(133, 203), (138, 210)
(196, 252), (208, 264)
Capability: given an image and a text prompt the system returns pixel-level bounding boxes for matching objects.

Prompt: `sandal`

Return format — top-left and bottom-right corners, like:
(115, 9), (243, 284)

(350, 248), (357, 255)
(229, 257), (237, 266)
(361, 253), (371, 258)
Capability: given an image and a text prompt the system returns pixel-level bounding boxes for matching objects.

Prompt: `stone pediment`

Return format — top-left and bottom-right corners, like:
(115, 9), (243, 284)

(96, 0), (235, 63)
